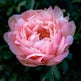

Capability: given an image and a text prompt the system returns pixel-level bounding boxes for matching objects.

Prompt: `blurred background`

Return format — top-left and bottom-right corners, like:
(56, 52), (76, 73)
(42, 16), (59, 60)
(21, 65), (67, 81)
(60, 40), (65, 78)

(0, 0), (81, 81)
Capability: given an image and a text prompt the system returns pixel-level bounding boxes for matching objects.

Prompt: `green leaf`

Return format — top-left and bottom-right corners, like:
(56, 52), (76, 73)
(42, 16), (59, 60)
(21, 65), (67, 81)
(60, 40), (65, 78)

(0, 76), (5, 81)
(61, 60), (68, 74)
(67, 53), (72, 60)
(52, 66), (61, 80)
(41, 69), (54, 81)
(41, 70), (55, 81)
(72, 0), (81, 2)
(9, 74), (17, 81)
(41, 66), (60, 81)
(0, 0), (6, 6)
(6, 7), (13, 16)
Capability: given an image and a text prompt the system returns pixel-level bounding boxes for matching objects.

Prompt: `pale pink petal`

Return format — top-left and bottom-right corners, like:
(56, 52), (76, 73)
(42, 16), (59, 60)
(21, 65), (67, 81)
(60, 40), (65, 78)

(8, 42), (24, 55)
(57, 37), (65, 54)
(58, 17), (68, 24)
(40, 11), (52, 21)
(47, 51), (69, 66)
(65, 35), (73, 45)
(40, 41), (50, 54)
(28, 34), (39, 42)
(52, 32), (62, 45)
(69, 21), (76, 35)
(17, 57), (39, 67)
(47, 6), (53, 12)
(41, 55), (54, 62)
(15, 18), (26, 29)
(21, 10), (43, 21)
(5, 32), (24, 55)
(60, 21), (76, 36)
(26, 53), (45, 59)
(8, 15), (20, 30)
(4, 32), (16, 44)
(19, 46), (34, 55)
(54, 6), (63, 19)
(57, 35), (73, 55)
(47, 32), (62, 55)
(54, 51), (69, 62)
(65, 16), (69, 21)
(15, 39), (33, 47)
(16, 54), (45, 67)
(47, 41), (58, 55)
(19, 46), (41, 55)
(59, 35), (73, 53)
(4, 32), (9, 42)
(34, 40), (48, 48)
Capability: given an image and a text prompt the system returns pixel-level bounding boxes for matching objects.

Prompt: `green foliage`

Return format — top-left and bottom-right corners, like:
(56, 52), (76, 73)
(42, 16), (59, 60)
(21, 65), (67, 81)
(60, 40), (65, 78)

(41, 66), (60, 81)
(0, 0), (81, 81)
(72, 0), (81, 2)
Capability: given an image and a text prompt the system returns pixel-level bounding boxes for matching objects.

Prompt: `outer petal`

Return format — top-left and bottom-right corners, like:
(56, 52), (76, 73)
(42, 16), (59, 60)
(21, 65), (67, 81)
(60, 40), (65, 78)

(65, 35), (73, 45)
(54, 6), (63, 19)
(47, 41), (58, 55)
(43, 32), (62, 55)
(26, 53), (45, 60)
(8, 15), (20, 30)
(17, 57), (39, 67)
(4, 32), (9, 43)
(60, 21), (76, 36)
(69, 21), (76, 35)
(9, 42), (24, 56)
(47, 51), (69, 66)
(5, 32), (25, 56)
(21, 10), (43, 21)
(57, 36), (65, 54)
(16, 53), (45, 67)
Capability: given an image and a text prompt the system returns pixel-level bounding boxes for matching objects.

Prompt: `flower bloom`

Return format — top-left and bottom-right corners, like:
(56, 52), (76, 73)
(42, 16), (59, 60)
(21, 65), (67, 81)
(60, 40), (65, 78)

(4, 6), (76, 67)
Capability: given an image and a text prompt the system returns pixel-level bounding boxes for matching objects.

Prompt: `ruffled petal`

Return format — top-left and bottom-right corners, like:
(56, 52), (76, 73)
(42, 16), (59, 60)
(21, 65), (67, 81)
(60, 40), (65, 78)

(54, 6), (63, 19)
(8, 15), (20, 30)
(47, 51), (69, 66)
(4, 32), (9, 42)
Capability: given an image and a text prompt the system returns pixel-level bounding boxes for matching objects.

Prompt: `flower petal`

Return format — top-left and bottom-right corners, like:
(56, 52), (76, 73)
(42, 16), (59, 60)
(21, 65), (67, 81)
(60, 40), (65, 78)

(54, 6), (63, 19)
(4, 32), (9, 42)
(8, 15), (20, 30)
(47, 51), (69, 66)
(60, 20), (76, 36)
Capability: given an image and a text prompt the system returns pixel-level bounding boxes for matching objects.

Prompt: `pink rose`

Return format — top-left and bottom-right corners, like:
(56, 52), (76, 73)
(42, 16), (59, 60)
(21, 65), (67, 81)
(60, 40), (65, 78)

(4, 6), (76, 67)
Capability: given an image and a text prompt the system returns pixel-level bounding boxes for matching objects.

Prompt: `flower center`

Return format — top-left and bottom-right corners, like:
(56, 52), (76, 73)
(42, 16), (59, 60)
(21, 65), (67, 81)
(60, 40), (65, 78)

(37, 28), (50, 40)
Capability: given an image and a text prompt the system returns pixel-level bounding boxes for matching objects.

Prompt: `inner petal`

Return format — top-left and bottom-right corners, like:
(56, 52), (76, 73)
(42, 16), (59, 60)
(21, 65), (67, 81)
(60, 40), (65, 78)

(37, 27), (50, 40)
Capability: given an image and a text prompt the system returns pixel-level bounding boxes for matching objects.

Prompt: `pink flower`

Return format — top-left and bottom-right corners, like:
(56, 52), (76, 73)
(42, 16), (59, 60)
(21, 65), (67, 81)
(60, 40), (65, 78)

(4, 6), (76, 67)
